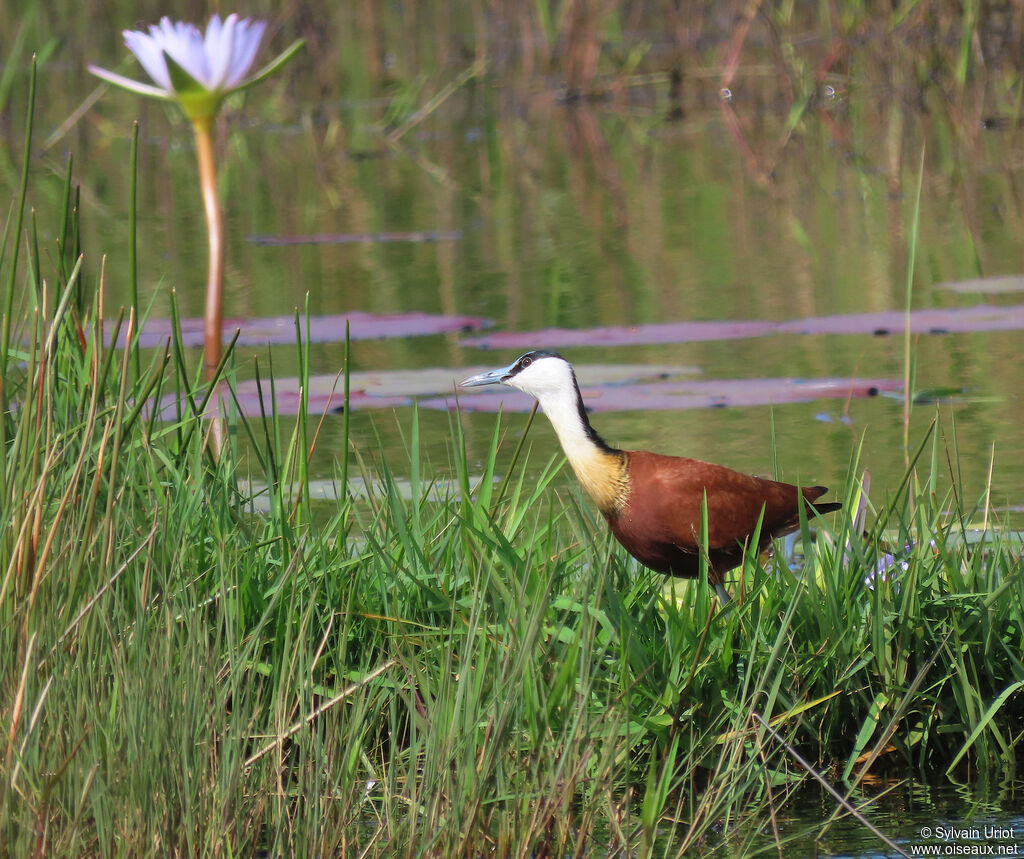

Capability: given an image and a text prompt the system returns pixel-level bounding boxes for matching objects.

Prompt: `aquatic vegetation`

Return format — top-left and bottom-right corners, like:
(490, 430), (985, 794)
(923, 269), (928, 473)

(460, 304), (1024, 349)
(445, 374), (900, 414)
(152, 369), (899, 418)
(106, 310), (492, 349)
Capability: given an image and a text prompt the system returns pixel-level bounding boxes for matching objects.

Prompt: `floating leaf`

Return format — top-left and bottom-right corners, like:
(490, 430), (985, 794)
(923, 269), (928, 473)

(155, 384), (410, 421)
(109, 311), (491, 349)
(462, 319), (775, 349)
(229, 377), (411, 415)
(153, 364), (700, 418)
(935, 276), (1024, 294)
(240, 477), (464, 511)
(310, 365), (689, 413)
(153, 367), (898, 419)
(345, 363), (697, 397)
(247, 230), (463, 246)
(460, 304), (1024, 349)
(425, 376), (901, 414)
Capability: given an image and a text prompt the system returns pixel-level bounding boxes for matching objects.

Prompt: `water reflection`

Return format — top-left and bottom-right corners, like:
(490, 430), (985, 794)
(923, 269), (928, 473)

(730, 779), (1024, 859)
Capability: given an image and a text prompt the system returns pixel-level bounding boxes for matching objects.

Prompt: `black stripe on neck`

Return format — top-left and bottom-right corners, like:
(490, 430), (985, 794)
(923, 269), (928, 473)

(570, 368), (619, 454)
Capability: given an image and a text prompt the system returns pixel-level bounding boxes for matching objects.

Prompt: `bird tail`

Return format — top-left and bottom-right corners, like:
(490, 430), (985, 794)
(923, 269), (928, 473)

(804, 485), (842, 516)
(810, 500), (843, 515)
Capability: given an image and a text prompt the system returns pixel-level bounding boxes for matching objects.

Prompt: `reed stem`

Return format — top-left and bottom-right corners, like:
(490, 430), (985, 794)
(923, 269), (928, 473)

(0, 55), (36, 502)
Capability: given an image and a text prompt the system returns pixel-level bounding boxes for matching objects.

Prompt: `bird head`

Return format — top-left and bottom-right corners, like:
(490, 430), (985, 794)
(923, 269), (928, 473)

(460, 350), (576, 400)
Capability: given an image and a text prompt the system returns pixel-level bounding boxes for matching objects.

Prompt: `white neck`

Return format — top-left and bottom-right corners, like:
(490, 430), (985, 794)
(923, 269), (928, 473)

(536, 388), (598, 462)
(534, 388), (625, 513)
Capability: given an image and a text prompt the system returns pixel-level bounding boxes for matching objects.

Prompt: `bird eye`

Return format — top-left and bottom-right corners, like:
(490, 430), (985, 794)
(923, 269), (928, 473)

(521, 356), (532, 367)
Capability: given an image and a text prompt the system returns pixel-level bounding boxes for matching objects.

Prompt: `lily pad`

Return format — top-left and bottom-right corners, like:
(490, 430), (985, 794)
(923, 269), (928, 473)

(230, 377), (411, 415)
(934, 276), (1024, 294)
(422, 376), (901, 413)
(460, 304), (1024, 348)
(240, 477), (467, 511)
(156, 363), (701, 418)
(247, 230), (463, 246)
(345, 363), (698, 398)
(155, 386), (411, 421)
(109, 311), (491, 349)
(461, 320), (775, 349)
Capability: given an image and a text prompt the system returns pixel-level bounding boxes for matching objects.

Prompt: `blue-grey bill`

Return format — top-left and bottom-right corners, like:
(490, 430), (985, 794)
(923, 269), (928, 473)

(459, 365), (514, 387)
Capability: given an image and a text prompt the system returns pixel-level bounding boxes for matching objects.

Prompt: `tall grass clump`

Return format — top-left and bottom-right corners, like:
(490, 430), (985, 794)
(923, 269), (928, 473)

(2, 67), (1023, 859)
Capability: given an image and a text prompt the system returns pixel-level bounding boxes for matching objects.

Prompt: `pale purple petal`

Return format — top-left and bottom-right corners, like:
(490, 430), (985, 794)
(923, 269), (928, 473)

(223, 18), (265, 88)
(159, 19), (211, 87)
(167, 19), (195, 45)
(204, 14), (224, 47)
(202, 14), (225, 79)
(156, 18), (186, 49)
(123, 29), (172, 90)
(205, 13), (236, 90)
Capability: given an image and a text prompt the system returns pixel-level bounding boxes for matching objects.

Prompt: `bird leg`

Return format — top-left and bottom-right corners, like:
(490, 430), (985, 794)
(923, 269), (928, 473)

(713, 582), (732, 605)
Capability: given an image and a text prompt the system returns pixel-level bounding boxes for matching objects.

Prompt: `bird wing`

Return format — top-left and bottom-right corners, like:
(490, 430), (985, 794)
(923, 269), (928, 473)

(624, 451), (817, 551)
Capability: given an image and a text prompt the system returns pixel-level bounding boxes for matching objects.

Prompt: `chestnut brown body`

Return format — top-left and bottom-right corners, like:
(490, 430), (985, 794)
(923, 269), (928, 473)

(603, 450), (841, 585)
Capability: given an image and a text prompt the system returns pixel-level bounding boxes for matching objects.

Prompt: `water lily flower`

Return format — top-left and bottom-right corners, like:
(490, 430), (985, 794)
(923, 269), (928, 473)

(89, 14), (300, 122)
(89, 15), (302, 415)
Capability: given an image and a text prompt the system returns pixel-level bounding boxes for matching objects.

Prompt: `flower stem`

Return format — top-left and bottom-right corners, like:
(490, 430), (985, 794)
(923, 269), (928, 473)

(129, 121), (140, 384)
(192, 116), (224, 383)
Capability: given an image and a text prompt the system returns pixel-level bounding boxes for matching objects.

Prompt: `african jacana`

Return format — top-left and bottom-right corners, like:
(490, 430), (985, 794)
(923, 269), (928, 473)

(461, 351), (841, 602)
